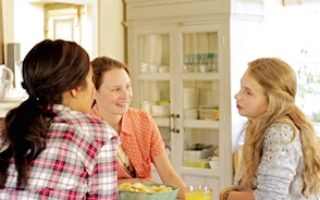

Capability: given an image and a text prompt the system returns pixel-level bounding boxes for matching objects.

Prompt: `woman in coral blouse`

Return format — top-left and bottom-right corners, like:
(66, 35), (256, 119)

(91, 56), (186, 199)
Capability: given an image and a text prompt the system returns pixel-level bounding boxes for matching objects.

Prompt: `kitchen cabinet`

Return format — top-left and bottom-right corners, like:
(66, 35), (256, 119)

(127, 26), (226, 199)
(124, 0), (264, 199)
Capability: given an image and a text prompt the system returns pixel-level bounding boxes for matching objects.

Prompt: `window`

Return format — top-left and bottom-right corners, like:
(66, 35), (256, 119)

(265, 3), (320, 134)
(44, 3), (83, 43)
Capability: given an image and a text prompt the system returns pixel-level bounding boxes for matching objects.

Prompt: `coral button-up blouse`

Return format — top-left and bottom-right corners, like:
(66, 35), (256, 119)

(91, 106), (165, 180)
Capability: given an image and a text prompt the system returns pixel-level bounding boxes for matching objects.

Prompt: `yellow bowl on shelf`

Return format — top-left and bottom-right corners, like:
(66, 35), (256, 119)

(184, 159), (210, 169)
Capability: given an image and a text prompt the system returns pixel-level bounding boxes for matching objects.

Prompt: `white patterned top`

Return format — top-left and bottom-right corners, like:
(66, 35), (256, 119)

(234, 123), (320, 200)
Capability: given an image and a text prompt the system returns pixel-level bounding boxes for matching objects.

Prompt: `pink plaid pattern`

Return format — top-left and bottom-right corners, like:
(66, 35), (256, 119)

(0, 104), (118, 200)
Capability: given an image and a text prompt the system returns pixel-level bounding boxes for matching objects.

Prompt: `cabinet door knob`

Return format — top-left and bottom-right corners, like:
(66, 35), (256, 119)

(170, 113), (180, 134)
(171, 128), (180, 134)
(171, 113), (180, 119)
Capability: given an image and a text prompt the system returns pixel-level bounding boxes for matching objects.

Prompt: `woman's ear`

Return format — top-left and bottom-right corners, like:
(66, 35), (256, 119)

(70, 88), (79, 98)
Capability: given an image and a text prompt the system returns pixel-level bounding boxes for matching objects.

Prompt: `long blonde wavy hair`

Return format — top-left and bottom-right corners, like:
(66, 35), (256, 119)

(239, 58), (320, 197)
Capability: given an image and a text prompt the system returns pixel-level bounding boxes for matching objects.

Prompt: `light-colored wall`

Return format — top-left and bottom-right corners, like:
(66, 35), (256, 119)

(98, 0), (125, 62)
(1, 0), (125, 63)
(230, 1), (266, 150)
(2, 0), (44, 63)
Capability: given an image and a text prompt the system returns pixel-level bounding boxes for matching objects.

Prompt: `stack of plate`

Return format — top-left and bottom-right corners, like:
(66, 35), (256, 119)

(198, 106), (219, 121)
(184, 109), (198, 120)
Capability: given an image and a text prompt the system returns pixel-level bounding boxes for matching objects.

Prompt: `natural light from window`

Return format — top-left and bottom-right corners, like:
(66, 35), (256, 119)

(266, 3), (320, 134)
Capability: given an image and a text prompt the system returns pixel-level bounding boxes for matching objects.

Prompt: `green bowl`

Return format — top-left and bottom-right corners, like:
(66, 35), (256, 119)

(118, 183), (179, 200)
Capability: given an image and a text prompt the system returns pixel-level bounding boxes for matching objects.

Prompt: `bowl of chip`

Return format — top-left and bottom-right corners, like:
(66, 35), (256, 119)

(118, 182), (179, 200)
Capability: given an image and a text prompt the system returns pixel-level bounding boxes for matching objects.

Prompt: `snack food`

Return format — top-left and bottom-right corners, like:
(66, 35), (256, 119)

(118, 183), (179, 200)
(119, 182), (173, 193)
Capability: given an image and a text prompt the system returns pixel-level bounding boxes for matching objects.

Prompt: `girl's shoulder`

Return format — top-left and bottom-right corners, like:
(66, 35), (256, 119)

(265, 122), (298, 143)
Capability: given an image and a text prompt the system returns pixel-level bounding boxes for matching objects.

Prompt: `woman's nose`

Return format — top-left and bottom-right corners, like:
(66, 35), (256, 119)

(234, 91), (240, 100)
(120, 89), (129, 98)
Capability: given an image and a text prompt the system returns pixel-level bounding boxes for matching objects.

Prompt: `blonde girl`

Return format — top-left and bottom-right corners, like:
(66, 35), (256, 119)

(220, 57), (320, 200)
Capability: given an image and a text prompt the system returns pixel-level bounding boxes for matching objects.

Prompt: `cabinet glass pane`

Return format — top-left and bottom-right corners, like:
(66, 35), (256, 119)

(138, 34), (170, 74)
(183, 80), (219, 121)
(159, 126), (172, 160)
(183, 128), (219, 169)
(183, 32), (218, 73)
(138, 80), (170, 119)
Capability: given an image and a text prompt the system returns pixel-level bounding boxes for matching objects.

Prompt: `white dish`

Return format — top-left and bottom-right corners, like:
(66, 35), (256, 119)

(209, 157), (219, 170)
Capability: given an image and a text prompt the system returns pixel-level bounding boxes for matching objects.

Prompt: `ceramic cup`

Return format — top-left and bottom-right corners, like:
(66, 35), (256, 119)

(140, 62), (149, 73)
(149, 64), (158, 73)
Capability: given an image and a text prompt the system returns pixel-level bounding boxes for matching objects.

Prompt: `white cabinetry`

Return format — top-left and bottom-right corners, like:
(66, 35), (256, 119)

(125, 0), (264, 199)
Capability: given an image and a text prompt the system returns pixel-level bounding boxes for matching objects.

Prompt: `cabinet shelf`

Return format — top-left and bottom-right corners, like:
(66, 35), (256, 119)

(183, 120), (219, 129)
(138, 73), (171, 80)
(154, 119), (220, 129)
(182, 73), (220, 81)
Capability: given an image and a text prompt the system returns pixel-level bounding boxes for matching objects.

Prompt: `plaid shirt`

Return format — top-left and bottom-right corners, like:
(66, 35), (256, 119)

(0, 104), (118, 200)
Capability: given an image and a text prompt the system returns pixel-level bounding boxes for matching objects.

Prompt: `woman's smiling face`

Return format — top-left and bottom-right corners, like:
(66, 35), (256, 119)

(95, 67), (133, 117)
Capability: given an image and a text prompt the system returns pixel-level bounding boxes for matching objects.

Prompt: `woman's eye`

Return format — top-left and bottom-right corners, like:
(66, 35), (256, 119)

(111, 88), (120, 92)
(246, 90), (252, 95)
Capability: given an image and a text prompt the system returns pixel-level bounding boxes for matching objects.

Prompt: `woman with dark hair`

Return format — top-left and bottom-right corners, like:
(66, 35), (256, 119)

(91, 56), (186, 199)
(0, 39), (118, 199)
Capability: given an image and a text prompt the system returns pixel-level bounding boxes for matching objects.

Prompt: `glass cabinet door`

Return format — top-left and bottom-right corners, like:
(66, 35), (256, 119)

(136, 32), (171, 115)
(127, 9), (231, 197)
(180, 30), (220, 172)
(133, 28), (221, 174)
(135, 32), (173, 155)
(182, 80), (220, 172)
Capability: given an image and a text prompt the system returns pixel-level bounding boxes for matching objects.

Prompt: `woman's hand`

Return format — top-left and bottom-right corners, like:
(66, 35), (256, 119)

(219, 187), (255, 200)
(219, 186), (233, 200)
(153, 151), (187, 199)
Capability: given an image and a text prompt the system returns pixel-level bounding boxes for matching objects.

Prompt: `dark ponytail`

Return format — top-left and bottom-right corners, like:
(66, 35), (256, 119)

(0, 39), (89, 188)
(1, 98), (55, 187)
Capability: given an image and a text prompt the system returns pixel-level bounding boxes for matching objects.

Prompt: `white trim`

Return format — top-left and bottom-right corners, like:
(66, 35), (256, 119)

(28, 0), (93, 5)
